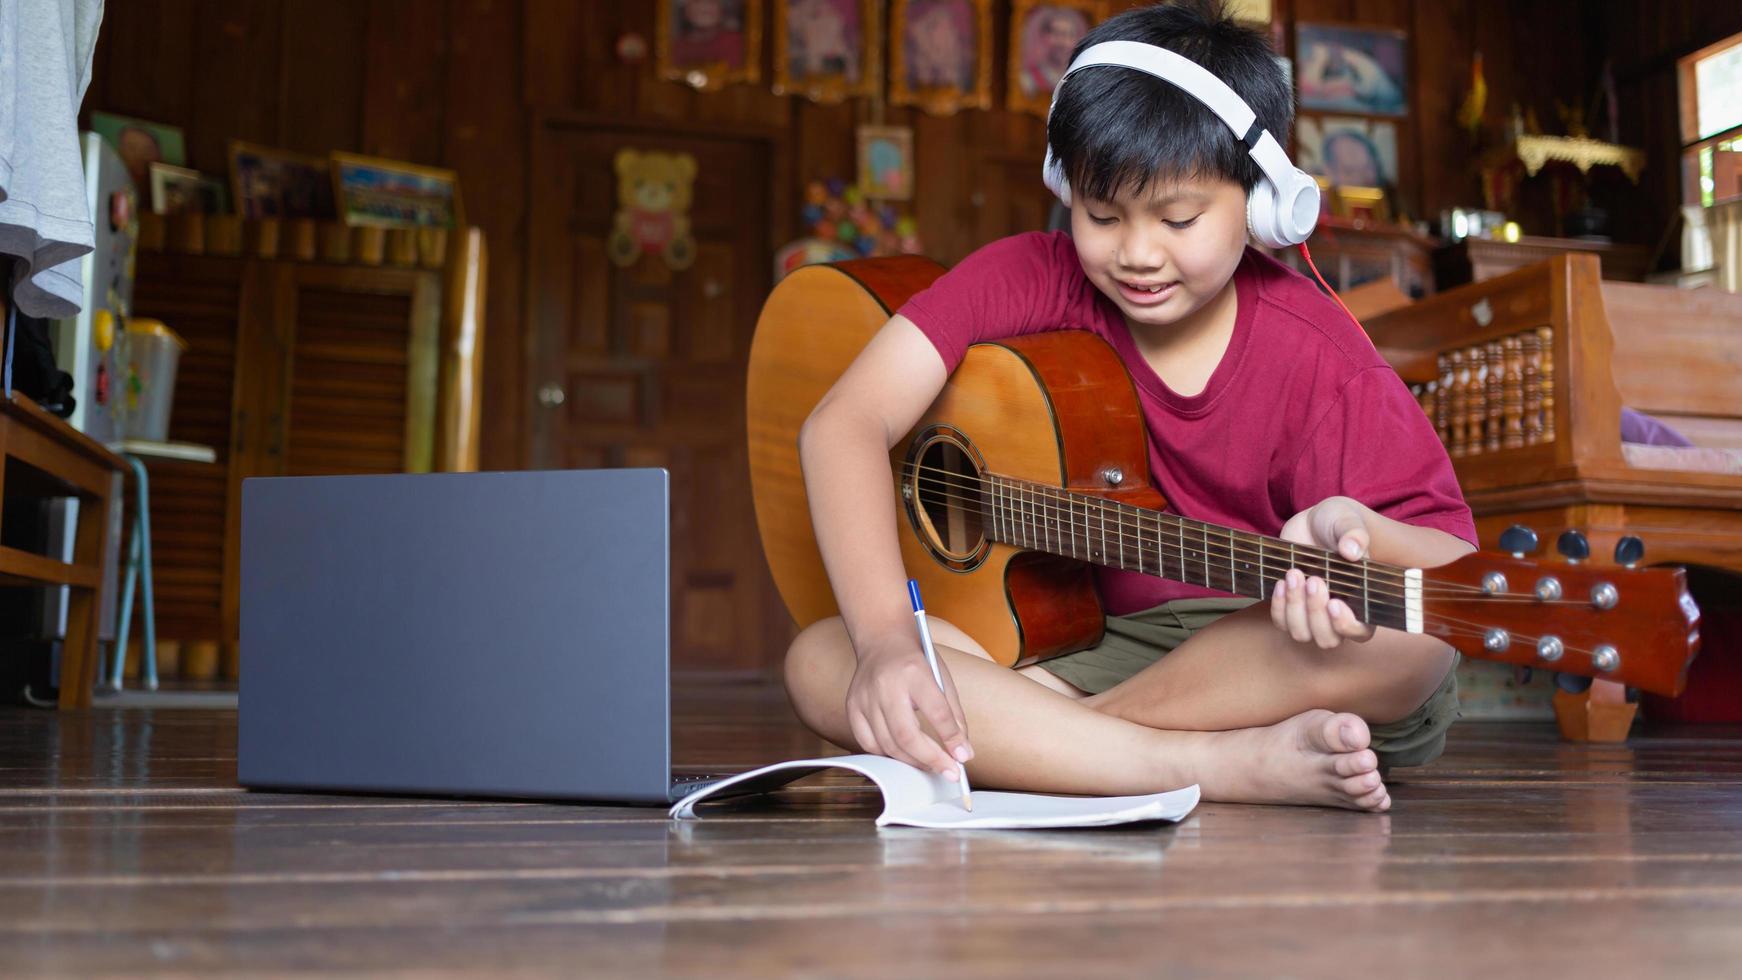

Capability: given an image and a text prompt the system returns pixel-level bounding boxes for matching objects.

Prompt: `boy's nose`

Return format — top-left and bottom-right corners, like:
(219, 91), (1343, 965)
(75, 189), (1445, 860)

(1118, 231), (1168, 273)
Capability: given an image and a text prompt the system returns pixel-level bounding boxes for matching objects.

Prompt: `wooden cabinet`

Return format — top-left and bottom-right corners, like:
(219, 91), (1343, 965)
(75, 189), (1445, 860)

(1270, 219), (1439, 299)
(129, 217), (484, 679)
(1434, 235), (1651, 287)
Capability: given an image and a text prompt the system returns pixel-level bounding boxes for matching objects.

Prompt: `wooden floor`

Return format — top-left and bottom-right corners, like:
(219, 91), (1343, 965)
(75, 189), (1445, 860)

(5, 678), (1742, 978)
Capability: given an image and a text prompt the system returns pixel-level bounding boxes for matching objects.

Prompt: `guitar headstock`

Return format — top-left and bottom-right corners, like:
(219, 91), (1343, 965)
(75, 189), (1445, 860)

(1425, 530), (1699, 697)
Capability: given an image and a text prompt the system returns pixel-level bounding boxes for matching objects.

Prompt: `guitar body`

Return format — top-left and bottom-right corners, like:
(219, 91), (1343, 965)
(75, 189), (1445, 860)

(748, 257), (1157, 667)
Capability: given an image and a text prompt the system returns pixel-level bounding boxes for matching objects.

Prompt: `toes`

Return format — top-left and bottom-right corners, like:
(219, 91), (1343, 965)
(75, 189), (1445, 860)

(1333, 749), (1379, 777)
(1339, 770), (1383, 797)
(1317, 712), (1371, 754)
(1352, 784), (1390, 811)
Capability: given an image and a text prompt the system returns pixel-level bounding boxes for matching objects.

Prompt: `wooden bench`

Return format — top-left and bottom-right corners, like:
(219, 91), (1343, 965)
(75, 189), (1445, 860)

(1364, 255), (1742, 736)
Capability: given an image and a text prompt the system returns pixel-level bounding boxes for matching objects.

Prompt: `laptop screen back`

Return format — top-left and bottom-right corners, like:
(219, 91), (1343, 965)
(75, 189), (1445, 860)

(238, 469), (672, 802)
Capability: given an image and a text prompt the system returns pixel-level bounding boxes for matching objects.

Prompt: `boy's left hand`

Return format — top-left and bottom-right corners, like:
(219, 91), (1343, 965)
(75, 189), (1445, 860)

(1272, 496), (1377, 649)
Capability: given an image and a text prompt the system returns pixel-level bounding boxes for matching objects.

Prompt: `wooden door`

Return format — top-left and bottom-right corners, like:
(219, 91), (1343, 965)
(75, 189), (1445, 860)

(527, 117), (788, 673)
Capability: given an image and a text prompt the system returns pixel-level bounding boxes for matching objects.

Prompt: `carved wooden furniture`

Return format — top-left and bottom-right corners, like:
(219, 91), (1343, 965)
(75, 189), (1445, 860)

(1365, 255), (1742, 738)
(126, 213), (486, 681)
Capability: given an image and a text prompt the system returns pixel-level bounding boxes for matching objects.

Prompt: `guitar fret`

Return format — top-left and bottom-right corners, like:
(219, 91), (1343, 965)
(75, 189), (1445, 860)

(1227, 527), (1237, 595)
(1119, 505), (1128, 571)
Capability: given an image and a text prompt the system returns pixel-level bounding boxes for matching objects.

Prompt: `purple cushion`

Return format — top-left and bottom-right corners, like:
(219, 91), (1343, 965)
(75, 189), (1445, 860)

(1620, 407), (1694, 447)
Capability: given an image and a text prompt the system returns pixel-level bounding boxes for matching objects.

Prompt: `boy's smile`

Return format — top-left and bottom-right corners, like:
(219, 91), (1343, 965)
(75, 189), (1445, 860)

(1070, 176), (1250, 335)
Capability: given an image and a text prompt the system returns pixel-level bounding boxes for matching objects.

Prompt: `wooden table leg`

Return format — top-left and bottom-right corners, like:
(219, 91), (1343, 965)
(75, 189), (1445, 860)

(57, 477), (113, 710)
(1553, 678), (1637, 743)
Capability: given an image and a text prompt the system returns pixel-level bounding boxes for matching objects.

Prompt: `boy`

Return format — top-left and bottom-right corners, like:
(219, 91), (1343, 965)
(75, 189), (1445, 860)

(783, 0), (1476, 812)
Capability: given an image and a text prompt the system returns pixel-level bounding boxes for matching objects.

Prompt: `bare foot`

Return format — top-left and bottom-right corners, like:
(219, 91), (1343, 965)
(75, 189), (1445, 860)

(1196, 709), (1390, 812)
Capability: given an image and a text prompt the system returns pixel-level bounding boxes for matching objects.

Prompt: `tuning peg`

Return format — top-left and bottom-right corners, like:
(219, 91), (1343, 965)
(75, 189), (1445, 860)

(1498, 524), (1538, 558)
(1556, 529), (1589, 563)
(1614, 535), (1645, 568)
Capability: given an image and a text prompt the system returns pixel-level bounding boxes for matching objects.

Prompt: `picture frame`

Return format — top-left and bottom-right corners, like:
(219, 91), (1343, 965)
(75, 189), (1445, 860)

(889, 0), (993, 116)
(1295, 114), (1398, 188)
(857, 125), (915, 200)
(1295, 22), (1408, 117)
(330, 152), (463, 229)
(227, 141), (335, 220)
(1331, 184), (1390, 224)
(1007, 0), (1103, 117)
(147, 163), (229, 216)
(658, 0), (764, 91)
(773, 0), (879, 103)
(90, 111), (186, 191)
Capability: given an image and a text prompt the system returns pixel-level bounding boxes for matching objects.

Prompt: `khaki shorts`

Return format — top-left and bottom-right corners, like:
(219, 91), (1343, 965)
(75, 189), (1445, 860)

(1036, 597), (1460, 769)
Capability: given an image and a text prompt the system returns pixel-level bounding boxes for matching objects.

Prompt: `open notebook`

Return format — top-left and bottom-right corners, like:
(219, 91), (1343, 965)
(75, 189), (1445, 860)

(669, 754), (1200, 829)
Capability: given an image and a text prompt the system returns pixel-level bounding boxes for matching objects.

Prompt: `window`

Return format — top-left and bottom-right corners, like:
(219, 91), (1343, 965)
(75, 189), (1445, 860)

(1681, 33), (1742, 206)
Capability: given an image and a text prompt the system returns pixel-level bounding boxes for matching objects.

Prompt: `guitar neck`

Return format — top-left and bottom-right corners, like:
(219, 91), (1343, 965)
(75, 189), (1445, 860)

(978, 473), (1418, 633)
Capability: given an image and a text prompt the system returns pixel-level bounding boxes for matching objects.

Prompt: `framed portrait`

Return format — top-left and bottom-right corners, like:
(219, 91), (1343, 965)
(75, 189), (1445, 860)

(147, 163), (229, 216)
(774, 0), (878, 103)
(330, 152), (463, 229)
(1295, 115), (1398, 189)
(890, 0), (993, 116)
(1007, 0), (1103, 117)
(228, 141), (335, 220)
(658, 0), (763, 91)
(90, 111), (187, 192)
(857, 125), (914, 200)
(1295, 23), (1407, 117)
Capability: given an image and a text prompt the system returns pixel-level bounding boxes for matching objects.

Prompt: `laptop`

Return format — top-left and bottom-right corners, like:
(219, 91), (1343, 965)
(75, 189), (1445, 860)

(238, 468), (733, 804)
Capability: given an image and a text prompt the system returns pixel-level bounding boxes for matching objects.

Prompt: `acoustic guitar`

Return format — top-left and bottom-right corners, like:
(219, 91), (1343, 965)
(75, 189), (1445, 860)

(746, 256), (1700, 697)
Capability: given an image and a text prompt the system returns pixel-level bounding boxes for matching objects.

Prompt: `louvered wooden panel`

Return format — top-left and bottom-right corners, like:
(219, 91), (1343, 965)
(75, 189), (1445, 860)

(131, 255), (239, 642)
(285, 286), (414, 476)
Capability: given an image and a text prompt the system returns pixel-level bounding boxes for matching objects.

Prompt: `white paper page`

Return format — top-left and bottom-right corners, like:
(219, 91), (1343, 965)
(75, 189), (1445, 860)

(888, 786), (1199, 829)
(669, 753), (1199, 830)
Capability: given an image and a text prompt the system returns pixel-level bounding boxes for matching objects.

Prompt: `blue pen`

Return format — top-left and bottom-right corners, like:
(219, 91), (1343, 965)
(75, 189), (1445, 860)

(907, 579), (973, 811)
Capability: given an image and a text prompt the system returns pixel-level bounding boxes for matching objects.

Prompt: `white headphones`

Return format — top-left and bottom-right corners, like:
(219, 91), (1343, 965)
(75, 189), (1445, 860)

(1043, 40), (1320, 250)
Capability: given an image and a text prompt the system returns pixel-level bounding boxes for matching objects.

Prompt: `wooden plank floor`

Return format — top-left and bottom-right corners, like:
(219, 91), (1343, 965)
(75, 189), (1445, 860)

(4, 677), (1742, 978)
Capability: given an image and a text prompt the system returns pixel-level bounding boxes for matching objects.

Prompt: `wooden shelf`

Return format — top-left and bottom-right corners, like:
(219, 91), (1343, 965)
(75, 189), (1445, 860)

(137, 213), (454, 269)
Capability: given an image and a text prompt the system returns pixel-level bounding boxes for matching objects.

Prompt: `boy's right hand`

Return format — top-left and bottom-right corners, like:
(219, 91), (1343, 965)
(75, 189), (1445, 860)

(844, 636), (974, 778)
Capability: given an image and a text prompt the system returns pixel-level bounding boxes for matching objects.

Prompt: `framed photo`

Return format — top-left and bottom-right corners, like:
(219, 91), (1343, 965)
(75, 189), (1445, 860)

(1295, 23), (1407, 117)
(147, 163), (229, 215)
(90, 111), (186, 191)
(1331, 184), (1390, 224)
(857, 125), (914, 200)
(228, 141), (334, 220)
(658, 0), (763, 91)
(773, 0), (878, 103)
(1007, 0), (1102, 117)
(890, 0), (993, 116)
(330, 152), (462, 229)
(1295, 115), (1398, 188)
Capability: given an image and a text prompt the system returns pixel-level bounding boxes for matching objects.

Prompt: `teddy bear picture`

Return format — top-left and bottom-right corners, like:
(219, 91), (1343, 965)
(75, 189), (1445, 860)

(608, 149), (699, 271)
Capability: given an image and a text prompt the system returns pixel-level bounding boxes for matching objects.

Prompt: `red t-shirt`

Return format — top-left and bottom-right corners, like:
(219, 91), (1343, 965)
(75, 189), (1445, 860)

(897, 231), (1476, 615)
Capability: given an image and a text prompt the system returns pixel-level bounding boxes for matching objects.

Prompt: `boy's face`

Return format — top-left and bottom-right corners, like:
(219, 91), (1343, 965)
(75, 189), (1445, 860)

(1070, 175), (1250, 331)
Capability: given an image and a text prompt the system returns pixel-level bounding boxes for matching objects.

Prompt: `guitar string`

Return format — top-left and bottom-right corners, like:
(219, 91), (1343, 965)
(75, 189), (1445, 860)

(902, 473), (1643, 664)
(903, 465), (1579, 603)
(908, 470), (1596, 609)
(902, 468), (1642, 663)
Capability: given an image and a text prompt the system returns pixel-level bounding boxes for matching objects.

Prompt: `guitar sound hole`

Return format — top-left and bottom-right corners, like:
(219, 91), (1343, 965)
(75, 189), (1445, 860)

(916, 438), (985, 561)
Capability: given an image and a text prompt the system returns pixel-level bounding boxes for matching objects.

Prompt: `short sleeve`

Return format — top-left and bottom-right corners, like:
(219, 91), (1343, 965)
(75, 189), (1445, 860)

(1287, 367), (1478, 546)
(896, 232), (1102, 372)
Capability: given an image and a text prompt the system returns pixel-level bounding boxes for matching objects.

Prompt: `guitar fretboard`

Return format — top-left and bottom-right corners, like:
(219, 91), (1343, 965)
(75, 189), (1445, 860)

(973, 473), (1414, 632)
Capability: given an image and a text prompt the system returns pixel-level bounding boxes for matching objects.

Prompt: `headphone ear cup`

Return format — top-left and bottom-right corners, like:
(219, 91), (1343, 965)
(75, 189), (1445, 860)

(1246, 180), (1286, 250)
(1042, 145), (1072, 207)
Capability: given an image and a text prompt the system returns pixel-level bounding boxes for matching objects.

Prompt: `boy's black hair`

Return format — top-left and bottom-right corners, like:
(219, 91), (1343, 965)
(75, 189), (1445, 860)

(1047, 0), (1292, 202)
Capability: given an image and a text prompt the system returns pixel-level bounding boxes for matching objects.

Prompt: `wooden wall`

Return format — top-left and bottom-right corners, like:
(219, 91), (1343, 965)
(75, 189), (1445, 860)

(83, 0), (1730, 471)
(1602, 1), (1742, 256)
